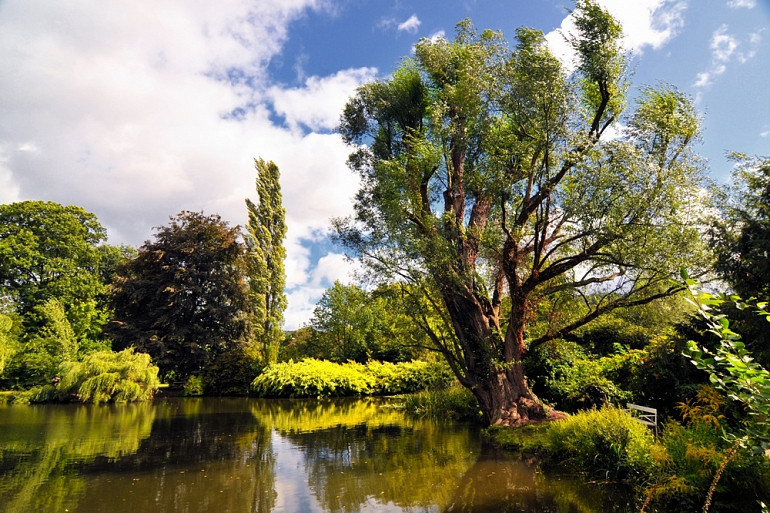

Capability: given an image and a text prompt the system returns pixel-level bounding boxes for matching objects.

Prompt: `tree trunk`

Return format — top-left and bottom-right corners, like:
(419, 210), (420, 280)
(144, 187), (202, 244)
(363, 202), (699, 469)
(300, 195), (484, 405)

(472, 319), (545, 426)
(441, 284), (546, 426)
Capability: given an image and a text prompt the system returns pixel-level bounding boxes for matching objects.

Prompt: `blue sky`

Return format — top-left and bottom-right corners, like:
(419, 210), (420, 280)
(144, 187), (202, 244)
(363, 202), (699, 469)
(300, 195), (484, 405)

(1, 0), (768, 328)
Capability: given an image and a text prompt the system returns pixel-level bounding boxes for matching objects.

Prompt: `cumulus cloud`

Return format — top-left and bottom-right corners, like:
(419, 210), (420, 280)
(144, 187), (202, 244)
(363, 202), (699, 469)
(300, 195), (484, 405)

(546, 0), (686, 69)
(378, 14), (422, 34)
(694, 24), (761, 87)
(0, 0), (373, 329)
(267, 68), (377, 132)
(398, 15), (422, 34)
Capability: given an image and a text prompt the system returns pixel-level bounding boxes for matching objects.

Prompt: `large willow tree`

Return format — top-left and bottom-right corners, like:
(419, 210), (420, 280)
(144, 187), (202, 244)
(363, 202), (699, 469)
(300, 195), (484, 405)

(245, 158), (287, 366)
(336, 1), (710, 425)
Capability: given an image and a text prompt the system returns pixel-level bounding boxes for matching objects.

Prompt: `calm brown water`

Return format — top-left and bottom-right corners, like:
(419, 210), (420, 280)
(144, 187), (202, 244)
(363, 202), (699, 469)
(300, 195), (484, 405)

(0, 397), (635, 513)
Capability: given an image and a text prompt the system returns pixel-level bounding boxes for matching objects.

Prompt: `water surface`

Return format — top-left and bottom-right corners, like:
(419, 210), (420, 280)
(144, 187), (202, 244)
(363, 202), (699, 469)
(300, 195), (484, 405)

(0, 397), (634, 512)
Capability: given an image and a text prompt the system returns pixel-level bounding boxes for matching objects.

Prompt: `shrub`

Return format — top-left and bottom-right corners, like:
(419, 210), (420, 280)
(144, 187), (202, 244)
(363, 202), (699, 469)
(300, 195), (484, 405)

(251, 358), (450, 398)
(183, 375), (204, 396)
(644, 386), (770, 511)
(524, 339), (632, 411)
(42, 348), (160, 403)
(202, 345), (256, 395)
(365, 360), (453, 394)
(546, 406), (656, 481)
(400, 384), (481, 421)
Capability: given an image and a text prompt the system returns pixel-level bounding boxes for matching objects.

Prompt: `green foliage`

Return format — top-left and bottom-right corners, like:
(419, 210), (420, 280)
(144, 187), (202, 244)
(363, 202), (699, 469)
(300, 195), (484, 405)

(305, 282), (427, 363)
(711, 154), (770, 367)
(3, 298), (81, 388)
(484, 423), (551, 453)
(546, 406), (656, 481)
(24, 348), (161, 404)
(245, 158), (287, 367)
(0, 200), (117, 348)
(683, 279), (770, 454)
(335, 0), (709, 425)
(525, 339), (633, 412)
(106, 211), (251, 382)
(645, 386), (770, 512)
(252, 358), (451, 398)
(400, 384), (481, 421)
(620, 331), (707, 417)
(183, 375), (205, 396)
(0, 311), (20, 377)
(202, 345), (257, 396)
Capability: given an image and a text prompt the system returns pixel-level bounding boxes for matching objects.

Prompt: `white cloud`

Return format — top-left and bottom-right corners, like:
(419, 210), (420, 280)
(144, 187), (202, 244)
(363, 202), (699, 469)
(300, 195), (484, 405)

(283, 251), (360, 329)
(267, 68), (377, 132)
(727, 0), (756, 8)
(546, 0), (687, 68)
(428, 30), (447, 42)
(0, 0), (371, 330)
(398, 15), (421, 34)
(694, 24), (760, 87)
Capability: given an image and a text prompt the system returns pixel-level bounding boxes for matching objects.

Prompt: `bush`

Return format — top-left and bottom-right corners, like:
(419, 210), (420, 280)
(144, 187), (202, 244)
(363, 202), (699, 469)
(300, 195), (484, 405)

(183, 375), (204, 396)
(364, 360), (453, 394)
(202, 345), (256, 395)
(25, 348), (161, 404)
(645, 386), (770, 512)
(400, 385), (481, 421)
(546, 406), (656, 481)
(524, 339), (633, 412)
(251, 358), (451, 398)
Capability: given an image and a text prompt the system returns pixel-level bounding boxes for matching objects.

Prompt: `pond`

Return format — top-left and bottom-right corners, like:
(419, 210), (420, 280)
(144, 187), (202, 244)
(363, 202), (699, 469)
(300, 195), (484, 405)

(0, 397), (635, 513)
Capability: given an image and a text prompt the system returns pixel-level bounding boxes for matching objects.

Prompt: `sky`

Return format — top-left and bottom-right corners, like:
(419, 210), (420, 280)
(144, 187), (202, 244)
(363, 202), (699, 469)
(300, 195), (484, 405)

(1, 0), (769, 329)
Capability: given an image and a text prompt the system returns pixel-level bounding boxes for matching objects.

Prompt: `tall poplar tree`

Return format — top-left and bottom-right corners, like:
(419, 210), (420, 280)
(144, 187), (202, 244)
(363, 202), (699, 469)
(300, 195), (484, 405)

(246, 158), (287, 366)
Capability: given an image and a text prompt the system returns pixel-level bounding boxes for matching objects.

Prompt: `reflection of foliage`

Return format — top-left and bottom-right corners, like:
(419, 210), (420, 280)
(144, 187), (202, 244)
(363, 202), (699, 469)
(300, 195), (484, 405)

(251, 397), (405, 432)
(252, 358), (452, 397)
(0, 402), (156, 512)
(1, 398), (278, 513)
(444, 453), (635, 513)
(259, 398), (479, 513)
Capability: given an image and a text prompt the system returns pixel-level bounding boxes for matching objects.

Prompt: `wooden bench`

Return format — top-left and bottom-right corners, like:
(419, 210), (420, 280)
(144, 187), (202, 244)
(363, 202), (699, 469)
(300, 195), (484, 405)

(626, 403), (658, 437)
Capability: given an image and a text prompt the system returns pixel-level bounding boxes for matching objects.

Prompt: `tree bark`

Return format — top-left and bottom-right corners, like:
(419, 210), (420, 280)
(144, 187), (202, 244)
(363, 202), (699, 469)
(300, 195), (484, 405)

(439, 281), (545, 426)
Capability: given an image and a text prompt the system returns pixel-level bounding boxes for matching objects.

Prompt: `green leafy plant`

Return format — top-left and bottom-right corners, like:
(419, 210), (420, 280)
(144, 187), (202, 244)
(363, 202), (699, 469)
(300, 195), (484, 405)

(545, 406), (656, 481)
(15, 348), (161, 404)
(183, 375), (205, 396)
(664, 274), (770, 512)
(251, 358), (451, 398)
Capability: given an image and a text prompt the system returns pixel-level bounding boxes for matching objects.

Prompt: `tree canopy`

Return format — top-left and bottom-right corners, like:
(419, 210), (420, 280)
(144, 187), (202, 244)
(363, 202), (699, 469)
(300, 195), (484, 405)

(335, 1), (710, 425)
(0, 200), (113, 343)
(106, 211), (251, 381)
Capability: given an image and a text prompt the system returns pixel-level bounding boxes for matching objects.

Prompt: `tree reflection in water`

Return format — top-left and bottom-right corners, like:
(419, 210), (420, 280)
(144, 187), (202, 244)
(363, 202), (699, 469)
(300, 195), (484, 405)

(0, 397), (635, 513)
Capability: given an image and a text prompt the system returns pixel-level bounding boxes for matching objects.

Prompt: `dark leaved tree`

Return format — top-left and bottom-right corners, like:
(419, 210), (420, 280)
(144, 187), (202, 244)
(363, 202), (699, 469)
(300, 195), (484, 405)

(106, 211), (250, 381)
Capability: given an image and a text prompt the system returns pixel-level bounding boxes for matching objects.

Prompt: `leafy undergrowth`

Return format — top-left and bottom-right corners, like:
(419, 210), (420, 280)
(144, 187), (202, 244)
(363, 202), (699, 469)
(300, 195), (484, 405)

(399, 384), (482, 421)
(251, 358), (452, 398)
